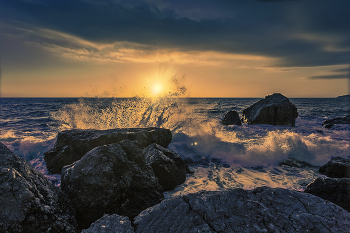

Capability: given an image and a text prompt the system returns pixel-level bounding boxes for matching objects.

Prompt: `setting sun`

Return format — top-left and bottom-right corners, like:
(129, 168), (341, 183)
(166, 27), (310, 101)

(151, 83), (163, 96)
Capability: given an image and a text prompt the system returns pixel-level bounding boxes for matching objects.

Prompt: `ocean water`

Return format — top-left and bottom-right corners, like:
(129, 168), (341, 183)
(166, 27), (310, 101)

(0, 97), (349, 197)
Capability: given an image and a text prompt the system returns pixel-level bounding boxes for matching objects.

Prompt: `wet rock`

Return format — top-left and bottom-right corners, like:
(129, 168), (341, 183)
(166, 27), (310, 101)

(143, 143), (191, 191)
(279, 158), (316, 169)
(61, 140), (164, 229)
(222, 110), (241, 125)
(0, 142), (78, 233)
(82, 214), (134, 233)
(322, 115), (350, 129)
(304, 177), (350, 212)
(242, 93), (298, 127)
(134, 186), (350, 232)
(319, 156), (350, 178)
(45, 127), (172, 174)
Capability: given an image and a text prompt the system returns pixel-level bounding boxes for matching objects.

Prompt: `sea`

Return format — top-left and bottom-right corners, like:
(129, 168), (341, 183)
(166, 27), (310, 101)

(0, 97), (349, 198)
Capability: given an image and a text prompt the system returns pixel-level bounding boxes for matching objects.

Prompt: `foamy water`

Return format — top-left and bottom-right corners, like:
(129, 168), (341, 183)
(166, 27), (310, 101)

(0, 97), (349, 195)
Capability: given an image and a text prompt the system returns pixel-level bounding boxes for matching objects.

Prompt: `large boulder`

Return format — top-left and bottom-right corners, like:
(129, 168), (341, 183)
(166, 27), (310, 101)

(319, 157), (350, 178)
(0, 142), (78, 233)
(61, 140), (164, 229)
(82, 214), (134, 233)
(304, 177), (350, 212)
(143, 143), (191, 191)
(44, 127), (172, 174)
(322, 115), (350, 129)
(241, 93), (298, 127)
(222, 110), (242, 125)
(133, 186), (350, 232)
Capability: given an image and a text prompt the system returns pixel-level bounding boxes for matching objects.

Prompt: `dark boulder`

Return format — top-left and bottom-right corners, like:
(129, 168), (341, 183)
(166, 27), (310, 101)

(134, 186), (350, 232)
(319, 156), (350, 178)
(304, 177), (350, 212)
(143, 143), (191, 191)
(0, 142), (78, 233)
(44, 127), (172, 174)
(222, 110), (242, 125)
(241, 93), (298, 127)
(61, 140), (164, 229)
(322, 115), (350, 129)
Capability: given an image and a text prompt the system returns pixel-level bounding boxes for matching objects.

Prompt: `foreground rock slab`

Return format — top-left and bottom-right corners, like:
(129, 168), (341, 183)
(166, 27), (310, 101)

(222, 110), (241, 125)
(319, 156), (350, 178)
(305, 177), (350, 212)
(82, 214), (134, 233)
(61, 140), (164, 229)
(322, 115), (350, 129)
(0, 142), (78, 233)
(242, 93), (298, 127)
(133, 186), (350, 232)
(45, 127), (172, 174)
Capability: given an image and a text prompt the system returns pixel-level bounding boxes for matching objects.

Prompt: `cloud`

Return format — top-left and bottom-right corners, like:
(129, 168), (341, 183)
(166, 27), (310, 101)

(308, 74), (349, 80)
(1, 0), (350, 68)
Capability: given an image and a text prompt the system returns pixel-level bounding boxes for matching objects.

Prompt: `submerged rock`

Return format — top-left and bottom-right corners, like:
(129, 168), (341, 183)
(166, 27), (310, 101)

(0, 142), (78, 233)
(61, 140), (164, 229)
(222, 110), (241, 125)
(304, 177), (350, 212)
(143, 143), (191, 191)
(241, 93), (298, 127)
(82, 214), (134, 233)
(319, 156), (350, 178)
(322, 115), (350, 129)
(133, 186), (350, 232)
(44, 127), (172, 174)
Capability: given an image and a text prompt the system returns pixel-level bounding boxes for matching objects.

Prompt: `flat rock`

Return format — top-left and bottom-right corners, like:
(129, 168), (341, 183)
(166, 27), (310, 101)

(319, 157), (350, 178)
(222, 110), (241, 125)
(143, 143), (191, 191)
(61, 140), (164, 229)
(44, 127), (172, 174)
(0, 142), (78, 233)
(304, 177), (350, 212)
(242, 93), (298, 127)
(82, 214), (134, 233)
(322, 115), (350, 129)
(133, 186), (350, 232)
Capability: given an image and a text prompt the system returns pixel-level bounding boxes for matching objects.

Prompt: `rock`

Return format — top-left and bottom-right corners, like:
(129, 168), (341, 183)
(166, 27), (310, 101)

(61, 140), (164, 229)
(134, 186), (350, 232)
(82, 214), (134, 233)
(241, 93), (298, 127)
(279, 158), (316, 169)
(0, 142), (78, 233)
(44, 127), (172, 174)
(143, 143), (191, 191)
(304, 177), (350, 212)
(336, 94), (350, 100)
(222, 110), (241, 125)
(319, 156), (350, 178)
(322, 115), (350, 129)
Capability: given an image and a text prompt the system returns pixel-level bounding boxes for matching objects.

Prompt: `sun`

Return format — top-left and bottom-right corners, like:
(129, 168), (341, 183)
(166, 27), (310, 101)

(151, 83), (163, 96)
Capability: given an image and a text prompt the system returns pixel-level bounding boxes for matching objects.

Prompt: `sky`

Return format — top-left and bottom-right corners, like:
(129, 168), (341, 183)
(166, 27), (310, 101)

(0, 0), (349, 97)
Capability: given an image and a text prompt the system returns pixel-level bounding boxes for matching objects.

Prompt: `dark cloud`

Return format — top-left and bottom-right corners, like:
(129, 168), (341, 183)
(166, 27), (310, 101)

(308, 74), (349, 80)
(0, 0), (350, 67)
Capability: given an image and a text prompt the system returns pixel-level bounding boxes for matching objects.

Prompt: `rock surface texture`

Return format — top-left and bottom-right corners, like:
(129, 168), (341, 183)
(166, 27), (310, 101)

(304, 177), (350, 212)
(241, 93), (298, 127)
(319, 157), (350, 178)
(322, 115), (350, 129)
(143, 143), (191, 191)
(222, 110), (242, 125)
(0, 142), (78, 233)
(82, 214), (134, 233)
(61, 140), (164, 229)
(44, 127), (172, 174)
(133, 186), (350, 232)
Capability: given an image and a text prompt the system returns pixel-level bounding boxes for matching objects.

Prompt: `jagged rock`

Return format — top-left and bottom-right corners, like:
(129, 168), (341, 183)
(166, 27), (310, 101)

(44, 127), (172, 174)
(222, 110), (241, 125)
(143, 143), (191, 191)
(82, 214), (134, 233)
(319, 157), (350, 178)
(0, 142), (78, 233)
(241, 93), (298, 127)
(61, 140), (164, 229)
(279, 158), (315, 168)
(134, 186), (350, 232)
(304, 177), (350, 212)
(322, 115), (350, 129)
